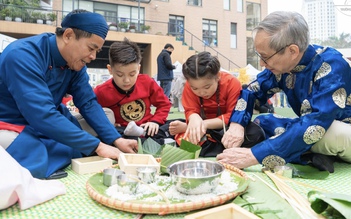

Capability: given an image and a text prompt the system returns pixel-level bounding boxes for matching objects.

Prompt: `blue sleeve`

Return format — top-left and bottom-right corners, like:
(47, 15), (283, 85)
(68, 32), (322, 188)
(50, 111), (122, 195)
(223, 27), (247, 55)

(68, 71), (121, 144)
(229, 70), (278, 127)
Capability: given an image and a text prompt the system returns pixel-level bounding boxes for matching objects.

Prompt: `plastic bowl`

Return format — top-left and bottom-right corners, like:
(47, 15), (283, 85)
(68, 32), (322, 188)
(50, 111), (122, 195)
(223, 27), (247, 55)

(167, 159), (225, 195)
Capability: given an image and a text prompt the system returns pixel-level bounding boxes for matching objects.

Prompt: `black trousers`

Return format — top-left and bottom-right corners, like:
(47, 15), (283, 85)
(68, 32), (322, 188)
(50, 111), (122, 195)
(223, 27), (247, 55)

(199, 121), (266, 157)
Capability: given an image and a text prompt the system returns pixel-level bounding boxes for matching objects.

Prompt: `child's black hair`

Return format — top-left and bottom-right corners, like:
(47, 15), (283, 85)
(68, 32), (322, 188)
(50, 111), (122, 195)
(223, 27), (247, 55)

(182, 51), (220, 80)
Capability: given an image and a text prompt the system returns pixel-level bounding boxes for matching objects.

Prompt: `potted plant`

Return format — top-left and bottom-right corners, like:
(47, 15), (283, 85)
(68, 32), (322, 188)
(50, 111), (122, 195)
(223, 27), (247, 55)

(32, 11), (45, 24)
(46, 12), (56, 25)
(0, 8), (12, 21)
(13, 8), (23, 22)
(141, 24), (151, 34)
(118, 22), (129, 32)
(129, 23), (136, 33)
(108, 22), (118, 31)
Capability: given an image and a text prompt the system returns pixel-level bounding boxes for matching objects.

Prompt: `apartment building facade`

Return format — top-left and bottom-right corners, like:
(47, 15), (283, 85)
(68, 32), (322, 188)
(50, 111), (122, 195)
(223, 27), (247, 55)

(302, 0), (337, 42)
(0, 0), (267, 86)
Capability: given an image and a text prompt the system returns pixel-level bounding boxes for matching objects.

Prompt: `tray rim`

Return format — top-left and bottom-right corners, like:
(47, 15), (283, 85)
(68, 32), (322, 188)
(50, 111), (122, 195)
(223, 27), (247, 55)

(86, 162), (249, 215)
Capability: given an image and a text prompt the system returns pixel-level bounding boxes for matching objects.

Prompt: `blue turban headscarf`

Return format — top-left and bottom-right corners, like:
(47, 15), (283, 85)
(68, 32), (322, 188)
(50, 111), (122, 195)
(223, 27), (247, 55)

(61, 11), (108, 39)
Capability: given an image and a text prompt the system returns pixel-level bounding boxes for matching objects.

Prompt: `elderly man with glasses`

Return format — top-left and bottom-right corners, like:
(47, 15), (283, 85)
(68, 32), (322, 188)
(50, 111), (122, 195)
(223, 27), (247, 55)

(217, 11), (351, 173)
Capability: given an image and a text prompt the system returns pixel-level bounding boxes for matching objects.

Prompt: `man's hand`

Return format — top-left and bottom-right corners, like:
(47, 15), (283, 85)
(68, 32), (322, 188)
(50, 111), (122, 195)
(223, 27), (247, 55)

(216, 147), (258, 169)
(114, 138), (138, 153)
(95, 142), (122, 160)
(140, 122), (159, 137)
(221, 122), (245, 148)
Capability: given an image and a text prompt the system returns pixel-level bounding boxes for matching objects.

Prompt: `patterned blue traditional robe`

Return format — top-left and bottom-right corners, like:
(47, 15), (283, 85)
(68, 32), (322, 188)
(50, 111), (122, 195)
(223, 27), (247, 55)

(0, 33), (121, 178)
(230, 45), (351, 164)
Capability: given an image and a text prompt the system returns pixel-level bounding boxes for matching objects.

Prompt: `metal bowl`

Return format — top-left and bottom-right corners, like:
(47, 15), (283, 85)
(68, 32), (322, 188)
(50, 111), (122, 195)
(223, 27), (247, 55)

(137, 167), (157, 184)
(116, 174), (140, 194)
(103, 168), (125, 187)
(167, 159), (225, 195)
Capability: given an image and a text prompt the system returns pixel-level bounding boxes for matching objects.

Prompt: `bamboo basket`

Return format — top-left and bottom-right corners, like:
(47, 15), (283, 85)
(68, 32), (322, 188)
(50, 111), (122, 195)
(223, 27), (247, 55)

(86, 163), (248, 215)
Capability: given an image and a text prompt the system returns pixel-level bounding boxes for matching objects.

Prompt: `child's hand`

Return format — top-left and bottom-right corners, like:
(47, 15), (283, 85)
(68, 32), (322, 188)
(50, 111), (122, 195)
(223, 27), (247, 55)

(184, 114), (206, 144)
(140, 122), (159, 137)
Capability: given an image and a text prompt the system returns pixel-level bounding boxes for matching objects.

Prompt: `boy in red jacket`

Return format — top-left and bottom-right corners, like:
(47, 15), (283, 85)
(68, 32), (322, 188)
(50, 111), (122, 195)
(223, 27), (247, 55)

(94, 38), (172, 144)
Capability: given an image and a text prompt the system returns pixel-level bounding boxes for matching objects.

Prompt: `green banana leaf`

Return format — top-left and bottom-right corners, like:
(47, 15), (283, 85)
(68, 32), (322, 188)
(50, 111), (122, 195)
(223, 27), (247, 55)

(160, 140), (201, 174)
(179, 139), (202, 158)
(144, 137), (164, 156)
(233, 176), (301, 219)
(287, 163), (329, 180)
(308, 190), (351, 218)
(234, 176), (251, 194)
(137, 138), (143, 154)
(137, 137), (164, 157)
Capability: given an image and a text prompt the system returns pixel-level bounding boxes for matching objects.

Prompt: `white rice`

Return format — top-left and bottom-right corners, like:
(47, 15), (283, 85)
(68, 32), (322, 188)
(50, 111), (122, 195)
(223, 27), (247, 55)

(105, 170), (238, 203)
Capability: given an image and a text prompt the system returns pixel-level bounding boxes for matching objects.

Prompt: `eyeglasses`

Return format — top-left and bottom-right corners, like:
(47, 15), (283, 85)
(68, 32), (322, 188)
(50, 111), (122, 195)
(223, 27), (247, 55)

(255, 45), (289, 65)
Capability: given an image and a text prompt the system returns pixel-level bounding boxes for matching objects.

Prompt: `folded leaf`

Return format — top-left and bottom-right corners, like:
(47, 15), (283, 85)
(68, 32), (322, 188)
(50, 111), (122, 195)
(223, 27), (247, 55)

(308, 190), (351, 218)
(179, 139), (202, 158)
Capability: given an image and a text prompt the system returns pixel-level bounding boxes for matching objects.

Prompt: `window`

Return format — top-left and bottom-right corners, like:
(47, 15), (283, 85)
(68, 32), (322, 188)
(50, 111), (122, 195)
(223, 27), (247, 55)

(187, 0), (202, 6)
(63, 0), (93, 12)
(95, 2), (117, 23)
(102, 11), (117, 23)
(237, 0), (243, 12)
(202, 19), (217, 47)
(224, 0), (230, 10)
(115, 5), (145, 26)
(246, 2), (261, 31)
(169, 15), (184, 42)
(63, 1), (145, 27)
(131, 6), (143, 26)
(117, 5), (130, 22)
(230, 23), (237, 48)
(247, 37), (260, 69)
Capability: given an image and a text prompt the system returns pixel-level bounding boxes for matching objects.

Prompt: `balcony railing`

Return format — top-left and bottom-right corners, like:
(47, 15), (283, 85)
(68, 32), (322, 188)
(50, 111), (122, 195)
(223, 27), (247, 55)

(0, 3), (60, 26)
(0, 3), (240, 70)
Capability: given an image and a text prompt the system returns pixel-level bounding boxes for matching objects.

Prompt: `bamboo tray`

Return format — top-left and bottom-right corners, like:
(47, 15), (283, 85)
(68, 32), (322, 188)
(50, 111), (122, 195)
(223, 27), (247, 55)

(86, 163), (249, 215)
